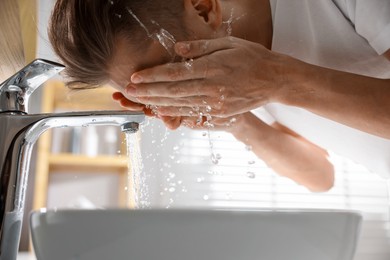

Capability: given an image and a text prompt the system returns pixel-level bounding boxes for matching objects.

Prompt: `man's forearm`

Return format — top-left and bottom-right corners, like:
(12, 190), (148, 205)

(230, 112), (334, 192)
(279, 62), (390, 139)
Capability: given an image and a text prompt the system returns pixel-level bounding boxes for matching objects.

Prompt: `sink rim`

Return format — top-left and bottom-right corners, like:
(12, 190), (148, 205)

(29, 207), (363, 260)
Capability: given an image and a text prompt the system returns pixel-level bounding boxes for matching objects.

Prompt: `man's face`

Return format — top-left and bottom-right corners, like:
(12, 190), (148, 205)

(107, 0), (226, 93)
(108, 35), (178, 94)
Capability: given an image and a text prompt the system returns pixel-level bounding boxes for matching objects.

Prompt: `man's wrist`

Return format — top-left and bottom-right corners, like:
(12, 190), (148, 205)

(275, 58), (327, 108)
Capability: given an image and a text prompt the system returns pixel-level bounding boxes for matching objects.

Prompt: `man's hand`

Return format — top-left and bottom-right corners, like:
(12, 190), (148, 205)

(125, 37), (292, 118)
(112, 92), (182, 130)
(113, 91), (244, 132)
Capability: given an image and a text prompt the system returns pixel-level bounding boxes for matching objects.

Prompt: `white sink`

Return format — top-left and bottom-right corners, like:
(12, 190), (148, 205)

(30, 209), (362, 260)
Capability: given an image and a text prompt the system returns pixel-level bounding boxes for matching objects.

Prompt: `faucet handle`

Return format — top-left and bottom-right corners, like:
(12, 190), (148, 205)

(0, 59), (64, 114)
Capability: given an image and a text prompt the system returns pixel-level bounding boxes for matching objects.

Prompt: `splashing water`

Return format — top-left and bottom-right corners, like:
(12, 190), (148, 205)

(126, 8), (151, 36)
(125, 131), (148, 208)
(126, 8), (177, 60)
(223, 8), (235, 36)
(222, 9), (247, 36)
(206, 128), (221, 165)
(155, 28), (177, 59)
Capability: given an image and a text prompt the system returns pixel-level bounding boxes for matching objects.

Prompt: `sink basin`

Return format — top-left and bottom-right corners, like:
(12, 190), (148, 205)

(30, 209), (362, 260)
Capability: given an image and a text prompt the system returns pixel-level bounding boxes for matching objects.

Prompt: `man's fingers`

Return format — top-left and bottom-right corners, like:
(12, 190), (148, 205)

(119, 99), (144, 110)
(131, 37), (236, 84)
(112, 92), (145, 110)
(131, 60), (207, 84)
(160, 116), (182, 130)
(175, 37), (235, 59)
(126, 80), (221, 98)
(112, 91), (125, 100)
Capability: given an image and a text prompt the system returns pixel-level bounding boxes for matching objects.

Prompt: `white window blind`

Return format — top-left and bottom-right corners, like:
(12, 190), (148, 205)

(141, 120), (390, 260)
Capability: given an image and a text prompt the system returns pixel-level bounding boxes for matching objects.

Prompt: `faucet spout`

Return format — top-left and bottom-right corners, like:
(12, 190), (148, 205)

(0, 59), (64, 113)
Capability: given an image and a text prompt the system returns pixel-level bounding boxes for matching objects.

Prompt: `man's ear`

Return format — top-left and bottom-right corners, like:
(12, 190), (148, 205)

(184, 0), (222, 29)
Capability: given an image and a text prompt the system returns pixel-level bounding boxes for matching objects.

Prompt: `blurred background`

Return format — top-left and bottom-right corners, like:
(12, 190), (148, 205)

(1, 0), (389, 259)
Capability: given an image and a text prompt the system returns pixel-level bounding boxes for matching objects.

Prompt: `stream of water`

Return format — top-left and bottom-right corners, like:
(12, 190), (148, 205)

(125, 131), (147, 208)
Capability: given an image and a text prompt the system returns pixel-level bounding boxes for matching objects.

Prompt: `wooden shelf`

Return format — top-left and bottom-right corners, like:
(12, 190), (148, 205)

(48, 154), (129, 169)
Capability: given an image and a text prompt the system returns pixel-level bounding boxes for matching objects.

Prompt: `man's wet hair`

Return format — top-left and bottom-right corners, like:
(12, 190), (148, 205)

(49, 0), (185, 89)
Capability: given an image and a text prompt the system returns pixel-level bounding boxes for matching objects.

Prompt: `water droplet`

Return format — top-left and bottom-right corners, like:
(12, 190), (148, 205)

(245, 145), (253, 151)
(168, 172), (176, 178)
(211, 153), (222, 164)
(169, 187), (176, 193)
(204, 121), (215, 128)
(184, 58), (194, 70)
(208, 170), (215, 175)
(246, 172), (256, 179)
(197, 177), (205, 183)
(225, 193), (233, 200)
(196, 116), (203, 125)
(248, 160), (256, 165)
(203, 195), (209, 201)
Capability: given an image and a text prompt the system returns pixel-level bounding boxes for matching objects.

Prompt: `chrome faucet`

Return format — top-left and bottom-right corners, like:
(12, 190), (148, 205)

(0, 59), (145, 260)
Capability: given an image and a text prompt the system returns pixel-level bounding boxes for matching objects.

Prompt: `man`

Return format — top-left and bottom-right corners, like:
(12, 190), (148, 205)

(49, 0), (390, 192)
